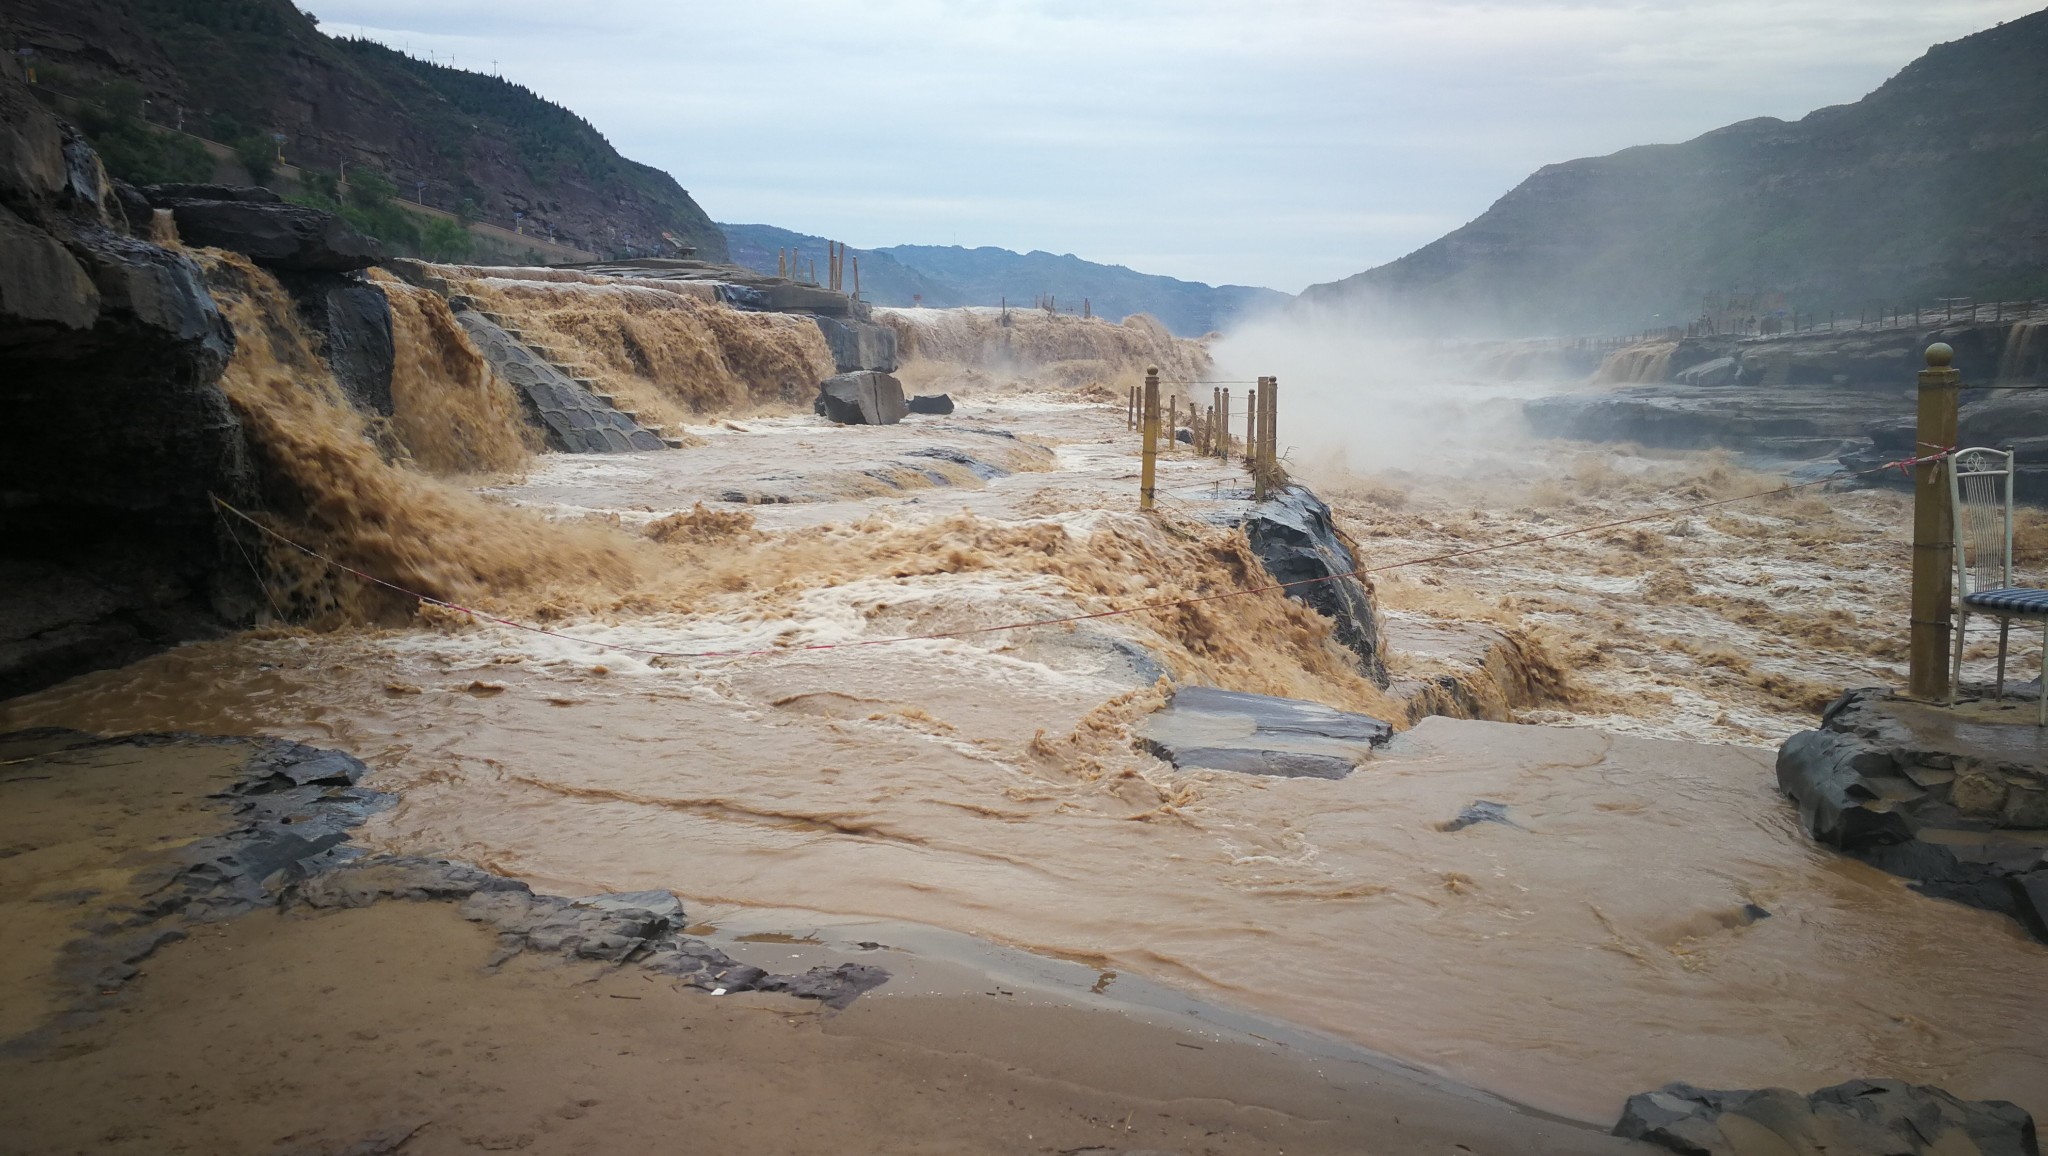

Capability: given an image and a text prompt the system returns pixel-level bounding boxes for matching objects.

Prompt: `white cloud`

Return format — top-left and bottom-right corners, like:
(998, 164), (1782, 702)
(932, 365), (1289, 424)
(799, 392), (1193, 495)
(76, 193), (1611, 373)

(303, 0), (2042, 291)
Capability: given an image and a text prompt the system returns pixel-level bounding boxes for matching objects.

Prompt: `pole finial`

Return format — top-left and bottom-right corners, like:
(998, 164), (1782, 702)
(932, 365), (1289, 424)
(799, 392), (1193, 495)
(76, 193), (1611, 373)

(1924, 342), (1954, 368)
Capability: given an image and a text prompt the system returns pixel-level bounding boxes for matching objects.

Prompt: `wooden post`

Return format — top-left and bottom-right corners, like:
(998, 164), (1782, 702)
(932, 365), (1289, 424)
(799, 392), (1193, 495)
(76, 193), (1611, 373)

(851, 255), (860, 301)
(1264, 375), (1279, 479)
(1246, 384), (1259, 470)
(1168, 398), (1178, 453)
(1127, 386), (1136, 430)
(1221, 388), (1231, 460)
(1140, 367), (1159, 512)
(1908, 343), (1962, 702)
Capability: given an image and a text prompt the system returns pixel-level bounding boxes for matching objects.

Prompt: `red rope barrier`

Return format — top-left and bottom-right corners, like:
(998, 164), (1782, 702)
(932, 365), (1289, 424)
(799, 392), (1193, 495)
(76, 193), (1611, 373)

(209, 448), (1947, 664)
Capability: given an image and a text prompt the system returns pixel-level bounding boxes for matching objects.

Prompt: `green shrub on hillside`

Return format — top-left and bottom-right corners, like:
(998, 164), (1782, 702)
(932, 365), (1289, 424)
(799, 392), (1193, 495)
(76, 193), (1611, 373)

(233, 134), (276, 183)
(290, 164), (474, 262)
(70, 80), (214, 186)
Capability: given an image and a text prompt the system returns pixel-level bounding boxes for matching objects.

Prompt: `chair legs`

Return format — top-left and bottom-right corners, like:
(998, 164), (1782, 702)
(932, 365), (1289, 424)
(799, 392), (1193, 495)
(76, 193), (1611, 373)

(1951, 609), (1968, 705)
(1997, 620), (2011, 699)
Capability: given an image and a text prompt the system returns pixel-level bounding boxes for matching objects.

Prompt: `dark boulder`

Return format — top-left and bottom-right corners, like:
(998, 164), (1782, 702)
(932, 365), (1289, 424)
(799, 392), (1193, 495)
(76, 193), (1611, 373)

(1614, 1079), (2038, 1156)
(156, 197), (379, 272)
(906, 393), (955, 415)
(813, 314), (899, 373)
(1138, 685), (1391, 779)
(1776, 688), (2048, 942)
(0, 202), (99, 332)
(1243, 485), (1389, 685)
(815, 370), (907, 426)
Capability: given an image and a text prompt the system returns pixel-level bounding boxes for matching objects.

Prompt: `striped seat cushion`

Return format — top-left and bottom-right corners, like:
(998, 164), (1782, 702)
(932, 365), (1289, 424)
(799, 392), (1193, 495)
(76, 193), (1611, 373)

(1963, 587), (2048, 615)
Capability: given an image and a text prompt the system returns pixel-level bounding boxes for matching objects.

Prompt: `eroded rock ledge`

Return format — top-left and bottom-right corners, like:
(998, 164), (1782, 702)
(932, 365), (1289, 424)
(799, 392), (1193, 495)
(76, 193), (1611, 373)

(1776, 689), (2048, 942)
(1615, 1079), (2038, 1156)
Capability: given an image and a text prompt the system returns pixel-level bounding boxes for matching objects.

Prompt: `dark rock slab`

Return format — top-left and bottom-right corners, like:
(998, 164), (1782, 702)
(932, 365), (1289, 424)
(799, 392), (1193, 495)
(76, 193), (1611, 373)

(157, 198), (380, 272)
(1440, 800), (1516, 832)
(813, 314), (899, 373)
(906, 393), (955, 415)
(905, 446), (1006, 480)
(277, 272), (395, 415)
(1242, 485), (1389, 685)
(1139, 685), (1391, 779)
(293, 856), (889, 1007)
(0, 733), (397, 1014)
(2, 728), (894, 1038)
(0, 202), (99, 331)
(815, 370), (907, 426)
(1614, 1079), (2038, 1156)
(143, 183), (283, 205)
(1776, 688), (2048, 942)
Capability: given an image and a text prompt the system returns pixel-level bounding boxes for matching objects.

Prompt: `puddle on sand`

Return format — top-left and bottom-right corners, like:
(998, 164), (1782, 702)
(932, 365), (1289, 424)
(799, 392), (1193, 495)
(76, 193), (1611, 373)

(8, 397), (2047, 1124)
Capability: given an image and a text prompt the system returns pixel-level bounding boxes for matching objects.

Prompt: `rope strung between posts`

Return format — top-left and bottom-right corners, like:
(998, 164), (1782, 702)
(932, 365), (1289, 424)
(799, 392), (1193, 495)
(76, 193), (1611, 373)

(206, 447), (1954, 664)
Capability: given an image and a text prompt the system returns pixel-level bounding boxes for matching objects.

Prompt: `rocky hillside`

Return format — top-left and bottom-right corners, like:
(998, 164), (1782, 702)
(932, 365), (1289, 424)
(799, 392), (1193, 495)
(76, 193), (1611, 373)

(721, 222), (1289, 337)
(1, 0), (726, 262)
(1300, 9), (2048, 336)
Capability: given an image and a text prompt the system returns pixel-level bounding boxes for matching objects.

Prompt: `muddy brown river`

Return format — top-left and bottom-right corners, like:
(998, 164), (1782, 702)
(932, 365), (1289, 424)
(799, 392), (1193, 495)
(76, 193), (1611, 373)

(8, 395), (2046, 1123)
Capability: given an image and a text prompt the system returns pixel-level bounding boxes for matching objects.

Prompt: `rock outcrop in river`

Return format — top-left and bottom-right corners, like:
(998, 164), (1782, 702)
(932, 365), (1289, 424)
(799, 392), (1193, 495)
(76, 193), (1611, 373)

(1777, 688), (2048, 943)
(1615, 1078), (2038, 1156)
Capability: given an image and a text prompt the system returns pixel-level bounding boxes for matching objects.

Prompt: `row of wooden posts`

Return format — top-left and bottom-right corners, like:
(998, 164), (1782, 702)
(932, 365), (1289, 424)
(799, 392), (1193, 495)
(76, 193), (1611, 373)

(1125, 367), (1281, 511)
(776, 243), (861, 299)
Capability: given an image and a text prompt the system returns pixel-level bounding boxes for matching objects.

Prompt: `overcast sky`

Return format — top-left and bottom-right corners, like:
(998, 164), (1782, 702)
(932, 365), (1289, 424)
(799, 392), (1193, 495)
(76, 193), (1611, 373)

(301, 1), (2041, 293)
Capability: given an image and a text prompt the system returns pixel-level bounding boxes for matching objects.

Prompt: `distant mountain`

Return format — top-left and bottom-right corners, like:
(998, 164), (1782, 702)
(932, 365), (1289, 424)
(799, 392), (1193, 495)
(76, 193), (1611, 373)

(720, 223), (961, 308)
(3, 0), (726, 261)
(1299, 9), (2048, 336)
(720, 223), (1290, 336)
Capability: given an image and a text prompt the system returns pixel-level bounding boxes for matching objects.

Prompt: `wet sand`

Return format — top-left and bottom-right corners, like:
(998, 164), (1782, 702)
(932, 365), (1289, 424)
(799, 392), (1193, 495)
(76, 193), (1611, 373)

(0, 731), (1640, 1156)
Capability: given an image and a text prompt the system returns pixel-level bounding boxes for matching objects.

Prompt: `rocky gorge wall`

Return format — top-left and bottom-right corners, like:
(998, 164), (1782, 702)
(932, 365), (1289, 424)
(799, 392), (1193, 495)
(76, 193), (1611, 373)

(1, 58), (253, 698)
(0, 55), (643, 697)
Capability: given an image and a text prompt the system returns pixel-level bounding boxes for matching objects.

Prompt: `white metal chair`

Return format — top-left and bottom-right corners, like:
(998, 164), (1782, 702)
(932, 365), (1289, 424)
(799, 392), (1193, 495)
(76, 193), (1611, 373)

(1949, 446), (2048, 724)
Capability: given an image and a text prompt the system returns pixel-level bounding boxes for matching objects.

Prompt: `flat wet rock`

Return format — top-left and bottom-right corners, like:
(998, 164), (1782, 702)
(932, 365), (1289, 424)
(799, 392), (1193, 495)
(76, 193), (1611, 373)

(1139, 686), (1392, 779)
(0, 728), (891, 1054)
(301, 857), (890, 1008)
(1615, 1079), (2038, 1156)
(1776, 688), (2048, 941)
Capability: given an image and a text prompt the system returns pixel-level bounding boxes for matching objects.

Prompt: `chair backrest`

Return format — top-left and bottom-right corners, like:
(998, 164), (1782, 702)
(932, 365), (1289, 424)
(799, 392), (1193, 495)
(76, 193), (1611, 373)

(1949, 447), (2015, 598)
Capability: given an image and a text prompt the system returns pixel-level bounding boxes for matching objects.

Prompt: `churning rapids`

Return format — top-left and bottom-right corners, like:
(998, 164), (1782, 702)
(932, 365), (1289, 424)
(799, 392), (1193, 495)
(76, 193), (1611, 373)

(4, 269), (2045, 1125)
